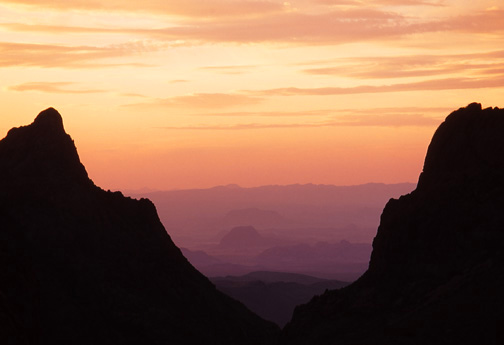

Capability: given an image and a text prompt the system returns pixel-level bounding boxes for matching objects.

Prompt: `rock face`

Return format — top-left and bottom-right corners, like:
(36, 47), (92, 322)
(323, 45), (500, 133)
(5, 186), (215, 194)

(0, 108), (278, 345)
(281, 103), (504, 345)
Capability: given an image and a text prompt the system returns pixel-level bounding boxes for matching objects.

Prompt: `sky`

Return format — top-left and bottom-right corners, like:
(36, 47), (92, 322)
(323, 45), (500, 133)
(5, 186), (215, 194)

(0, 0), (503, 191)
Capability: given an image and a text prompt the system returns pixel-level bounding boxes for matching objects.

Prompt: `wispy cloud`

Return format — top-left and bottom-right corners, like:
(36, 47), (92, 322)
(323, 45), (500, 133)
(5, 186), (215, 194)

(427, 8), (504, 34)
(2, 8), (502, 46)
(0, 23), (115, 34)
(151, 9), (409, 44)
(0, 41), (156, 68)
(341, 106), (452, 114)
(159, 113), (440, 130)
(0, 9), (412, 45)
(126, 74), (504, 112)
(188, 106), (451, 117)
(126, 93), (264, 109)
(119, 92), (148, 98)
(8, 81), (105, 93)
(246, 75), (504, 96)
(0, 0), (285, 18)
(371, 0), (445, 6)
(198, 65), (258, 75)
(314, 0), (445, 6)
(188, 109), (335, 117)
(302, 50), (504, 79)
(145, 7), (504, 44)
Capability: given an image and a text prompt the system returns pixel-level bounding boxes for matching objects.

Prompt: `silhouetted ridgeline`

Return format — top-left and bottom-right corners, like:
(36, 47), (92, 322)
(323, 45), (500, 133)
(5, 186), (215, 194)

(280, 103), (504, 345)
(4, 104), (503, 345)
(0, 108), (278, 345)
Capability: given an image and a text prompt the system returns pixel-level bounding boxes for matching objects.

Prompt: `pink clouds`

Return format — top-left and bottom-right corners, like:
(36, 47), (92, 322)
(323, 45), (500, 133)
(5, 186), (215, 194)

(127, 93), (264, 109)
(315, 0), (444, 5)
(246, 75), (504, 96)
(0, 42), (146, 68)
(302, 50), (504, 79)
(160, 8), (504, 44)
(198, 65), (258, 75)
(8, 82), (104, 93)
(2, 6), (503, 46)
(1, 9), (410, 45)
(151, 9), (409, 44)
(159, 113), (440, 130)
(0, 0), (284, 18)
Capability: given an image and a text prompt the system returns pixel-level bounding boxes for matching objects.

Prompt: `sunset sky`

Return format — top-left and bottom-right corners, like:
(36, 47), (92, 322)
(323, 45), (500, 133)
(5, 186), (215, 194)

(1, 0), (503, 190)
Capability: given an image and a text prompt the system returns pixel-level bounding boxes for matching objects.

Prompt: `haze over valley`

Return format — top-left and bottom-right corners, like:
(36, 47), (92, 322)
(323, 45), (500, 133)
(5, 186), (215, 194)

(132, 183), (414, 281)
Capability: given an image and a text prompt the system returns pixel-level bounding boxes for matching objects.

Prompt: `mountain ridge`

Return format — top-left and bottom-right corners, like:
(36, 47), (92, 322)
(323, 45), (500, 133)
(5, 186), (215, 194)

(281, 103), (504, 345)
(0, 108), (279, 345)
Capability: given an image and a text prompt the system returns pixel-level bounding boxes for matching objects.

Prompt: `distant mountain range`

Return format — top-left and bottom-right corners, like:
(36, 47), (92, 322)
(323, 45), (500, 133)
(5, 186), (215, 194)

(131, 181), (416, 246)
(181, 228), (372, 281)
(133, 182), (413, 280)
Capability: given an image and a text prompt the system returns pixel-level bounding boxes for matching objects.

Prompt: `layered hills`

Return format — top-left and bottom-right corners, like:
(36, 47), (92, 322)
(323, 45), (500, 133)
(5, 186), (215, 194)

(132, 179), (413, 281)
(181, 228), (372, 281)
(0, 108), (278, 345)
(134, 182), (415, 246)
(280, 103), (504, 344)
(211, 272), (348, 327)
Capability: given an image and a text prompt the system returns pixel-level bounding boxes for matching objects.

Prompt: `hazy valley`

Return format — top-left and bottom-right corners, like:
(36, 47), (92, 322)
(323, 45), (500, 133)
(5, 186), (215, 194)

(132, 183), (414, 281)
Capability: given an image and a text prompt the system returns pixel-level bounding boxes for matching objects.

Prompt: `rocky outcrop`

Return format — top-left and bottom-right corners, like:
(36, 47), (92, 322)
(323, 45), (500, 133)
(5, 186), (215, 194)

(0, 108), (278, 345)
(281, 103), (504, 345)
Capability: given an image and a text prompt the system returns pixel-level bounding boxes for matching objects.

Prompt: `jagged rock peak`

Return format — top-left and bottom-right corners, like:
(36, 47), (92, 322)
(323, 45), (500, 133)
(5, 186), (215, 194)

(0, 107), (90, 186)
(0, 108), (280, 345)
(280, 103), (504, 345)
(418, 102), (504, 189)
(32, 107), (65, 132)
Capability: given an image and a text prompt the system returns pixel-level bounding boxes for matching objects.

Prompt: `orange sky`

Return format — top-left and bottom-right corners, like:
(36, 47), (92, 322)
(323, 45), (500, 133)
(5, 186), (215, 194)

(1, 0), (503, 190)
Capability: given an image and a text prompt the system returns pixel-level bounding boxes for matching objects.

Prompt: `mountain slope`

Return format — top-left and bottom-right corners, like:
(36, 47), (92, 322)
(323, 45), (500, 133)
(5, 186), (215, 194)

(281, 103), (504, 345)
(211, 272), (348, 327)
(0, 108), (278, 345)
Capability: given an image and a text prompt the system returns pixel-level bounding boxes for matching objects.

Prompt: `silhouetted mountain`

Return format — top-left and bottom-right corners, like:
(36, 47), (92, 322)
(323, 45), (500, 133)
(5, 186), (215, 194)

(0, 108), (278, 345)
(281, 103), (504, 344)
(211, 272), (348, 327)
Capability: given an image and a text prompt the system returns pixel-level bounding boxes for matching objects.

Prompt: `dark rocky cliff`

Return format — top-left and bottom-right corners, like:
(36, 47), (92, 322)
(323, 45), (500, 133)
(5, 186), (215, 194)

(281, 103), (504, 345)
(0, 108), (279, 345)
